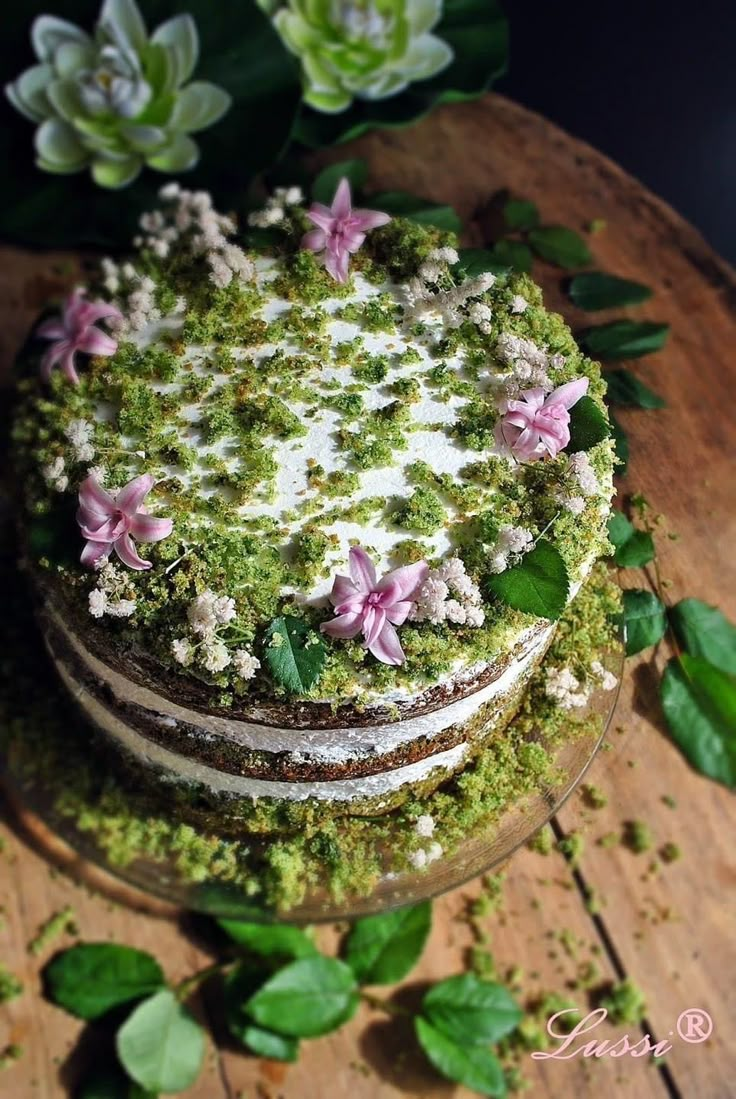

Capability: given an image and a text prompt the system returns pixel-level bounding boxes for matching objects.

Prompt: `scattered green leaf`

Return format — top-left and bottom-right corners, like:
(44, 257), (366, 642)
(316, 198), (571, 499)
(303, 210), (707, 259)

(312, 160), (368, 204)
(670, 599), (736, 676)
(528, 225), (592, 269)
(502, 198), (539, 231)
(489, 239), (532, 273)
(661, 655), (736, 788)
(622, 589), (667, 655)
(487, 539), (569, 621)
(240, 1025), (300, 1062)
(263, 616), (326, 694)
(415, 1016), (506, 1097)
(77, 1066), (155, 1099)
(423, 975), (522, 1045)
(44, 943), (164, 1021)
(580, 320), (670, 360)
(366, 192), (461, 232)
(345, 902), (431, 985)
(455, 248), (510, 277)
(605, 369), (665, 409)
(567, 395), (610, 452)
(246, 957), (359, 1038)
(218, 920), (317, 960)
(607, 512), (655, 568)
(117, 989), (205, 1094)
(568, 271), (652, 311)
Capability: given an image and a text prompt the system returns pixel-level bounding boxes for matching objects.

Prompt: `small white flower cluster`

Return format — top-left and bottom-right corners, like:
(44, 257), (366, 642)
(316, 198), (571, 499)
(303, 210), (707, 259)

(172, 589), (260, 680)
(492, 332), (565, 396)
(88, 558), (136, 619)
(247, 185), (304, 228)
(553, 451), (602, 515)
(103, 262), (165, 335)
(415, 814), (435, 838)
(411, 557), (485, 627)
(410, 841), (443, 870)
(510, 294), (529, 314)
(488, 525), (534, 574)
(64, 418), (95, 463)
(43, 455), (68, 492)
(545, 660), (618, 711)
(405, 249), (494, 329)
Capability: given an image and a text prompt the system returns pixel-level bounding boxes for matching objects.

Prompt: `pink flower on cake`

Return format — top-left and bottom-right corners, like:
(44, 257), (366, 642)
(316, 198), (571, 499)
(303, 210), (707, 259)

(36, 290), (121, 385)
(321, 546), (428, 666)
(77, 473), (173, 571)
(495, 378), (589, 462)
(301, 178), (391, 284)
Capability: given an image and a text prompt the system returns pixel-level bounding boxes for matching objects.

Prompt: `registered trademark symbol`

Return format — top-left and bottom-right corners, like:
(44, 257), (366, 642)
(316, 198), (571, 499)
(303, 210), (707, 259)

(677, 1009), (713, 1043)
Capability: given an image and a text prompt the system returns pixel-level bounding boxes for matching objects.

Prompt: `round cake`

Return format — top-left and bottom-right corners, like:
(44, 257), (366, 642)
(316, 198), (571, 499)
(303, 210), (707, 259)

(9, 180), (616, 858)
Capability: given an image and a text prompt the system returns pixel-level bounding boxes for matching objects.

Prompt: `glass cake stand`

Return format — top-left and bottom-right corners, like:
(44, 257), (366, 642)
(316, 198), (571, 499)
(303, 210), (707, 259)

(1, 635), (624, 924)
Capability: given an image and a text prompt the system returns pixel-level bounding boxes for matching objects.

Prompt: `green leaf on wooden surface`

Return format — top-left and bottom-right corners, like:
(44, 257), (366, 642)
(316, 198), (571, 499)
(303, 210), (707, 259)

(568, 271), (653, 311)
(580, 320), (670, 360)
(622, 589), (667, 655)
(609, 413), (629, 473)
(607, 512), (655, 568)
(312, 160), (368, 204)
(489, 239), (533, 273)
(241, 1025), (300, 1062)
(263, 616), (326, 694)
(415, 1016), (507, 1097)
(44, 943), (164, 1021)
(366, 191), (461, 232)
(528, 225), (592, 268)
(487, 539), (569, 621)
(670, 599), (736, 676)
(502, 198), (539, 231)
(218, 920), (317, 960)
(345, 902), (431, 985)
(605, 369), (665, 409)
(117, 989), (205, 1094)
(661, 655), (736, 788)
(567, 395), (611, 452)
(77, 1066), (155, 1099)
(423, 975), (522, 1045)
(456, 248), (511, 277)
(246, 957), (359, 1038)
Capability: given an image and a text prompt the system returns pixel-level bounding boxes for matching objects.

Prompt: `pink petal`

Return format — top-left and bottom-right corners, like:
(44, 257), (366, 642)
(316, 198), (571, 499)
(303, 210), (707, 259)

(36, 318), (67, 340)
(61, 347), (81, 384)
(77, 329), (117, 358)
(376, 560), (429, 602)
(362, 604), (386, 648)
(543, 377), (589, 410)
(76, 300), (122, 326)
(306, 204), (335, 233)
(385, 599), (413, 626)
(80, 539), (112, 568)
(115, 473), (155, 517)
(301, 227), (327, 253)
(367, 620), (405, 666)
(329, 573), (359, 608)
(510, 389), (546, 412)
(78, 475), (116, 522)
(115, 532), (151, 571)
(80, 516), (127, 542)
(503, 408), (534, 430)
(331, 178), (352, 221)
(40, 341), (69, 381)
(129, 514), (173, 543)
(343, 229), (366, 254)
(351, 208), (391, 232)
(320, 610), (363, 639)
(349, 546), (377, 592)
(325, 245), (349, 284)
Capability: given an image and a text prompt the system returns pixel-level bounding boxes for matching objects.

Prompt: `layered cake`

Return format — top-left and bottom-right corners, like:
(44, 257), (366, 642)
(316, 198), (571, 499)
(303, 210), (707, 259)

(7, 179), (618, 907)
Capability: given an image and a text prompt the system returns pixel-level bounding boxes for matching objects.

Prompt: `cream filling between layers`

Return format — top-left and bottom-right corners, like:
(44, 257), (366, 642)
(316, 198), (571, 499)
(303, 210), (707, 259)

(47, 605), (553, 766)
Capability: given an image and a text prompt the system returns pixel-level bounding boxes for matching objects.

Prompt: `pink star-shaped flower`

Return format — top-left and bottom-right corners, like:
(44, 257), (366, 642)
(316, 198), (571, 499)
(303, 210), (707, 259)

(301, 178), (391, 284)
(36, 289), (121, 385)
(320, 546), (428, 666)
(77, 473), (173, 571)
(495, 378), (590, 462)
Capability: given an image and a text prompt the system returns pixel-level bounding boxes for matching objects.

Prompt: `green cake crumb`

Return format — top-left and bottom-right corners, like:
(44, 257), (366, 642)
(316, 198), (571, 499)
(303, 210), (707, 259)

(0, 966), (22, 1004)
(27, 906), (77, 956)
(623, 821), (653, 855)
(527, 825), (554, 855)
(393, 487), (446, 535)
(581, 784), (608, 809)
(557, 832), (584, 867)
(659, 842), (681, 864)
(596, 979), (646, 1025)
(0, 1045), (22, 1071)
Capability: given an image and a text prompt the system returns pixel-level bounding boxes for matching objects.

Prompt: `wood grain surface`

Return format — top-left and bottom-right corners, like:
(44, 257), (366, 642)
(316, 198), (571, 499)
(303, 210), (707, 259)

(1, 93), (734, 1099)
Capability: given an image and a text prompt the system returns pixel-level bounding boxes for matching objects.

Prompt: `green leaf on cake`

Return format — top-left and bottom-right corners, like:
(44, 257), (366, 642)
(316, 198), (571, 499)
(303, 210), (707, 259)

(44, 943), (165, 1020)
(567, 396), (611, 452)
(568, 271), (653, 311)
(456, 248), (512, 278)
(367, 191), (462, 232)
(415, 1016), (507, 1097)
(489, 239), (533, 274)
(661, 655), (736, 788)
(528, 225), (592, 269)
(218, 919), (317, 960)
(312, 159), (368, 204)
(223, 959), (301, 1061)
(607, 512), (655, 568)
(487, 539), (570, 621)
(422, 975), (522, 1046)
(239, 1024), (300, 1062)
(609, 413), (629, 473)
(502, 198), (539, 231)
(670, 599), (736, 676)
(117, 989), (205, 1094)
(621, 589), (667, 655)
(264, 616), (326, 694)
(605, 369), (666, 409)
(345, 901), (432, 985)
(246, 956), (359, 1038)
(579, 320), (670, 360)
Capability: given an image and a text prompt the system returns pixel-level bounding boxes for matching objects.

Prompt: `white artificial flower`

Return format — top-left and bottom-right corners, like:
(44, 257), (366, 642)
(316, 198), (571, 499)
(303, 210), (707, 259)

(233, 649), (260, 680)
(415, 814), (435, 838)
(172, 638), (195, 666)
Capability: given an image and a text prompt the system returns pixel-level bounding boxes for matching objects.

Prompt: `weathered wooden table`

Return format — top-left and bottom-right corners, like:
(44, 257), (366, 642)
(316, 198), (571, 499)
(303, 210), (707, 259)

(1, 94), (734, 1099)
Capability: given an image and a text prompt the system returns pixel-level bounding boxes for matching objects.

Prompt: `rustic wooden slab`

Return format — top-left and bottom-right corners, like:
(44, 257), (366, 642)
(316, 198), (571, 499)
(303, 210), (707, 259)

(1, 92), (734, 1098)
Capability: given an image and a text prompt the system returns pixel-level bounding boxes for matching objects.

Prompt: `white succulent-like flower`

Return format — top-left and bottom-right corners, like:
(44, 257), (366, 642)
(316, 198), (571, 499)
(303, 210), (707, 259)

(268, 0), (453, 114)
(6, 0), (231, 189)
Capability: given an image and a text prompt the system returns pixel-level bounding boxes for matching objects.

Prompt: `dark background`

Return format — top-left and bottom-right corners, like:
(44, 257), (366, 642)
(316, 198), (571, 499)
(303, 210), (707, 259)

(499, 0), (736, 264)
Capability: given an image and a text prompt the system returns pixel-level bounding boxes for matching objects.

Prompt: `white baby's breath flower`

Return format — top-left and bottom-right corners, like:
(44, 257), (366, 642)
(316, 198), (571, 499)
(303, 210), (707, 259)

(233, 649), (260, 681)
(202, 638), (231, 674)
(172, 638), (195, 666)
(88, 589), (108, 618)
(415, 814), (435, 838)
(510, 294), (528, 314)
